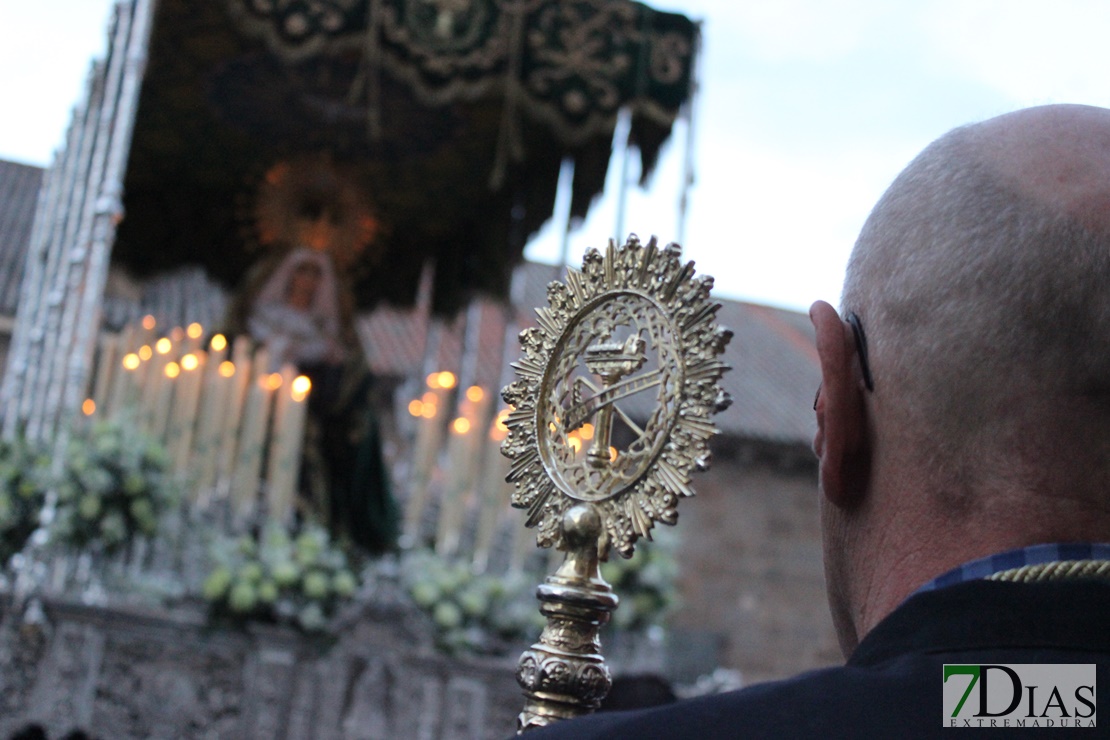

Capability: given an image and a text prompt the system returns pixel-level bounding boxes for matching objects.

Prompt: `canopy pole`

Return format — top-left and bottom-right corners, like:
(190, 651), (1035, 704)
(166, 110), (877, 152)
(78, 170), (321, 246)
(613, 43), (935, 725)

(613, 108), (633, 244)
(556, 158), (576, 276)
(676, 21), (703, 247)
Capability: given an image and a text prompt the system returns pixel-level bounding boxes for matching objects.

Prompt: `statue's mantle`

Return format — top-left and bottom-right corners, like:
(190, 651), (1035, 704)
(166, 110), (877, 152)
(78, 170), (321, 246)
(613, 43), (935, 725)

(0, 593), (520, 739)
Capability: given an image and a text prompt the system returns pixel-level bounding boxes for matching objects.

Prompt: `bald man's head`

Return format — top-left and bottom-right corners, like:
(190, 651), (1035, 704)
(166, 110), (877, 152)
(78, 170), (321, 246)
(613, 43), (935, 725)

(976, 105), (1110, 233)
(842, 104), (1110, 508)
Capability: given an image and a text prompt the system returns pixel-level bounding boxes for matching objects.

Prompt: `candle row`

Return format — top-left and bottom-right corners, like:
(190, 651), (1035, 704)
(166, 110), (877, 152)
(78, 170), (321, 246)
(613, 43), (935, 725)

(85, 317), (312, 523)
(403, 371), (519, 569)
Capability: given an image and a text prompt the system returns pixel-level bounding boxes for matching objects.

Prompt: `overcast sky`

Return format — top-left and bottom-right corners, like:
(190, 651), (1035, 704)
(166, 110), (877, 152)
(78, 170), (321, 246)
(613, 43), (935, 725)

(3, 1), (1110, 312)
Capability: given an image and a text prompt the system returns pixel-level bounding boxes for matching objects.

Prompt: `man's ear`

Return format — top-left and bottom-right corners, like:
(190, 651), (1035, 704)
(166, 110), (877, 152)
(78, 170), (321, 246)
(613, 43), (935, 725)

(810, 300), (869, 508)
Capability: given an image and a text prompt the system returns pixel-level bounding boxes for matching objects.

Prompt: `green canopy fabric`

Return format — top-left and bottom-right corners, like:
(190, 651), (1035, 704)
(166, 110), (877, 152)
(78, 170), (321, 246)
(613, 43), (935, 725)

(111, 0), (698, 314)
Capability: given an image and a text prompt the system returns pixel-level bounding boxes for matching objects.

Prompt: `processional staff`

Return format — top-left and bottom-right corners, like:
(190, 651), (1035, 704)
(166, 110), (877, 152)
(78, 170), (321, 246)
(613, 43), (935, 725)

(501, 235), (733, 731)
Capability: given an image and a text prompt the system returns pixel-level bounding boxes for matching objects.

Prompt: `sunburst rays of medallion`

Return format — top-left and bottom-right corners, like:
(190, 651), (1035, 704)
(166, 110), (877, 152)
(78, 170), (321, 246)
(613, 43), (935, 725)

(501, 234), (732, 559)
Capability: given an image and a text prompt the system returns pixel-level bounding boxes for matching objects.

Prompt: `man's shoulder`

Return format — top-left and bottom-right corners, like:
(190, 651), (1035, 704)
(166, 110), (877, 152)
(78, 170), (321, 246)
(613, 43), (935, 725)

(522, 661), (932, 739)
(523, 580), (1110, 739)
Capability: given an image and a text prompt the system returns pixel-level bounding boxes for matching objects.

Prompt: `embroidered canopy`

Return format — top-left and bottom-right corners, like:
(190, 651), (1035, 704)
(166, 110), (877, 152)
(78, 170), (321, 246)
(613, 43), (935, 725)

(110, 0), (699, 314)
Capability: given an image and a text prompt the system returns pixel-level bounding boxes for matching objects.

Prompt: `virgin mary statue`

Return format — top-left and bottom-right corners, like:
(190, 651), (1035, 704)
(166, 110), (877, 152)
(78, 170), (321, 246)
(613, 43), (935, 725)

(225, 156), (397, 554)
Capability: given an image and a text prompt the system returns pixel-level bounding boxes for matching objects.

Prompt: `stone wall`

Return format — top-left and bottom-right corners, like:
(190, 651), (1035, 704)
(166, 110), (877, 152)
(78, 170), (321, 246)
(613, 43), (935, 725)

(669, 444), (842, 686)
(0, 594), (521, 739)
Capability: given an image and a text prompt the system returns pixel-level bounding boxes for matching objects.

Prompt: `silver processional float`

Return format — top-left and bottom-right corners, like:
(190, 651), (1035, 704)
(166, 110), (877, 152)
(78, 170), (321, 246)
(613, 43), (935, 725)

(500, 234), (732, 731)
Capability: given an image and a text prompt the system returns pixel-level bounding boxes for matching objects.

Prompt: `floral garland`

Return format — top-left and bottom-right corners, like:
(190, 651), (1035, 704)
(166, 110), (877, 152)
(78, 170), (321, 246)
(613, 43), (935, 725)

(399, 549), (545, 655)
(0, 436), (50, 565)
(202, 522), (360, 632)
(51, 419), (177, 555)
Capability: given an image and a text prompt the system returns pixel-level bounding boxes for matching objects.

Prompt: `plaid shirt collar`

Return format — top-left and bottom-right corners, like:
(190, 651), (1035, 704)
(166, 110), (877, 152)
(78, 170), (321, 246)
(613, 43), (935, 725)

(915, 542), (1110, 594)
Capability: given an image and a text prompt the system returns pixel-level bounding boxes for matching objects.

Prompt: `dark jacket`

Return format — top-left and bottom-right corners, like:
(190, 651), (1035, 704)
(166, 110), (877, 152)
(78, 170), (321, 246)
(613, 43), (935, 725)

(524, 579), (1110, 738)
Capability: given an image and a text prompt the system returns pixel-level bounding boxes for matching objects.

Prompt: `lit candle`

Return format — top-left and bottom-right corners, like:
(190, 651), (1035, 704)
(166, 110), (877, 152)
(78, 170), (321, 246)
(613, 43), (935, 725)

(151, 359), (180, 445)
(192, 334), (229, 494)
(170, 350), (206, 478)
(140, 335), (174, 434)
(102, 338), (126, 418)
(185, 322), (204, 352)
(266, 370), (311, 524)
(140, 314), (157, 346)
(90, 334), (119, 417)
(215, 338), (254, 493)
(402, 371), (453, 543)
(230, 365), (277, 520)
(195, 357), (236, 495)
(471, 407), (514, 572)
(435, 384), (490, 557)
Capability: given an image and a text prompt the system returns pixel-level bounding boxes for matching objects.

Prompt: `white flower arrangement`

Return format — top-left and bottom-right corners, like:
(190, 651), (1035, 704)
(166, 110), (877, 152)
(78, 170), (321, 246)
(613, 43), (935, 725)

(51, 419), (177, 555)
(0, 436), (51, 565)
(399, 549), (545, 655)
(202, 522), (361, 632)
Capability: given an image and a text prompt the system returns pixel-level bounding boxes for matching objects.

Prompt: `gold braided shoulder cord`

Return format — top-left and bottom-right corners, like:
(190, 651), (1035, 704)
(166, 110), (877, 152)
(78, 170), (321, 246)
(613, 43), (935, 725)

(987, 559), (1110, 583)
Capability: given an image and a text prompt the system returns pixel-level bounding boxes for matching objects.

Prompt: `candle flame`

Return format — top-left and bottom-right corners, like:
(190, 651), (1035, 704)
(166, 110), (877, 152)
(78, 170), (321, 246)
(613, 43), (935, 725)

(568, 434), (582, 452)
(490, 407), (511, 441)
(141, 315), (157, 331)
(452, 417), (471, 435)
(165, 362), (181, 379)
(138, 345), (152, 361)
(263, 373), (283, 391)
(408, 399), (424, 417)
(218, 360), (235, 378)
(180, 353), (199, 371)
(291, 375), (311, 401)
(420, 402), (437, 419)
(579, 422), (595, 440)
(466, 385), (484, 402)
(186, 322), (203, 339)
(121, 353), (140, 371)
(171, 327), (185, 342)
(82, 399), (96, 416)
(609, 446), (618, 462)
(155, 338), (172, 355)
(210, 333), (227, 352)
(438, 371), (457, 389)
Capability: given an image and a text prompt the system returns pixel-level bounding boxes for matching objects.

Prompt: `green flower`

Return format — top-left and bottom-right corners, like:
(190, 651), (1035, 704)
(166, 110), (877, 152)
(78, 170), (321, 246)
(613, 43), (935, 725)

(237, 537), (257, 558)
(458, 587), (489, 618)
(142, 444), (168, 468)
(411, 580), (440, 607)
(129, 498), (154, 524)
(257, 579), (279, 604)
(202, 566), (233, 601)
(239, 562), (264, 583)
(78, 494), (102, 521)
(302, 570), (330, 600)
(433, 601), (463, 630)
(99, 512), (127, 545)
(123, 472), (146, 496)
(228, 581), (258, 613)
(294, 532), (323, 564)
(271, 561), (299, 588)
(332, 570), (358, 598)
